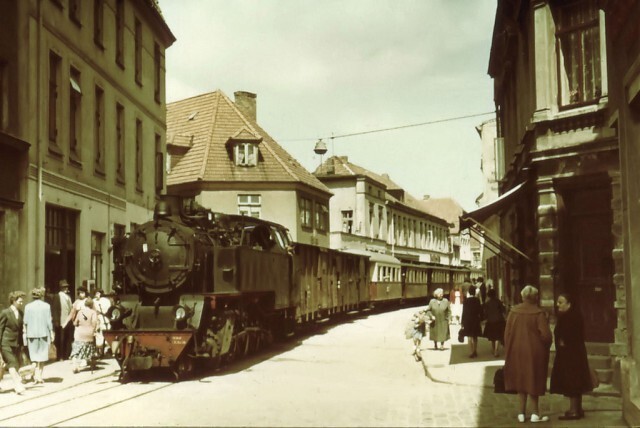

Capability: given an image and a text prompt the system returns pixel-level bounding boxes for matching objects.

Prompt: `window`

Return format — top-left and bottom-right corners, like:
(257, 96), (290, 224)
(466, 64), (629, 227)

(238, 194), (261, 218)
(342, 210), (353, 234)
(94, 86), (105, 175)
(154, 43), (161, 103)
(135, 118), (143, 192)
(0, 60), (8, 130)
(94, 0), (104, 47)
(91, 232), (104, 291)
(69, 67), (82, 165)
(300, 197), (312, 228)
(134, 18), (142, 85)
(69, 0), (81, 25)
(315, 202), (328, 232)
(556, 0), (601, 106)
(155, 133), (163, 195)
(48, 51), (61, 153)
(378, 206), (384, 238)
(234, 142), (258, 166)
(115, 0), (124, 68)
(116, 103), (125, 184)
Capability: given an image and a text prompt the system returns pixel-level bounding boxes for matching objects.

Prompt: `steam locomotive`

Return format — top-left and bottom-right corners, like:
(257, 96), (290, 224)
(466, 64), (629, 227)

(104, 196), (471, 381)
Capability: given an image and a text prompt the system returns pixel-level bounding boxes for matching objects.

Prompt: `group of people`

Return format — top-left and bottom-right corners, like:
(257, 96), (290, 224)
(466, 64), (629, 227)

(503, 285), (593, 422)
(408, 281), (594, 423)
(0, 280), (113, 395)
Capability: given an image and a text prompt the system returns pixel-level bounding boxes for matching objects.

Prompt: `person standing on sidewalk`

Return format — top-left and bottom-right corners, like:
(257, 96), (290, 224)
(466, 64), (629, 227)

(550, 292), (593, 420)
(461, 284), (483, 358)
(483, 288), (506, 357)
(425, 288), (451, 350)
(68, 297), (98, 373)
(504, 285), (552, 423)
(0, 291), (27, 394)
(23, 287), (54, 384)
(50, 280), (73, 360)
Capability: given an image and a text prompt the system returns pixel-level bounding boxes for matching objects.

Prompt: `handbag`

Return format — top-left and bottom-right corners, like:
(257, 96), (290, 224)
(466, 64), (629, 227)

(493, 367), (517, 394)
(457, 327), (466, 343)
(48, 342), (57, 361)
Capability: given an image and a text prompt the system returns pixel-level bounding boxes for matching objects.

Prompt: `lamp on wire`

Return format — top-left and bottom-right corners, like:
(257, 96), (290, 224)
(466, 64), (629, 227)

(314, 138), (328, 172)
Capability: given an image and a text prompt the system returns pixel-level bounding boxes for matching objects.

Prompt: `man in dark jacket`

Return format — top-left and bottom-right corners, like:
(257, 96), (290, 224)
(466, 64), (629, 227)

(0, 291), (27, 394)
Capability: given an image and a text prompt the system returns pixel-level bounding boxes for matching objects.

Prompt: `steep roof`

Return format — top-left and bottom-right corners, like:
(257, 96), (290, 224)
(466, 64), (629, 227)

(166, 90), (331, 195)
(418, 197), (465, 234)
(315, 156), (448, 225)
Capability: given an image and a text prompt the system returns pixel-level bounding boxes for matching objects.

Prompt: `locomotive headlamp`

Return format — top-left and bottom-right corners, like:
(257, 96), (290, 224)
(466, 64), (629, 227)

(173, 305), (193, 321)
(107, 304), (132, 328)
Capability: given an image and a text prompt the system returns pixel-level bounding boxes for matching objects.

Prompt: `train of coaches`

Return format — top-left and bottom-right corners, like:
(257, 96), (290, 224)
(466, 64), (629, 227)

(95, 197), (479, 380)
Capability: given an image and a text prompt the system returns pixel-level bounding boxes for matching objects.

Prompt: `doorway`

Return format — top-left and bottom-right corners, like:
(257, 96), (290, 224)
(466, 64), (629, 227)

(45, 205), (77, 294)
(557, 177), (615, 342)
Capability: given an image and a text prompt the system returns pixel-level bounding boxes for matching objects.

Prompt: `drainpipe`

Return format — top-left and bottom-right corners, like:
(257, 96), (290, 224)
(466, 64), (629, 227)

(35, 0), (44, 282)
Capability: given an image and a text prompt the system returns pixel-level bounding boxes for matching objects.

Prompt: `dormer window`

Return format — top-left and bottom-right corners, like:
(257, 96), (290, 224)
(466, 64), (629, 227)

(234, 142), (258, 167)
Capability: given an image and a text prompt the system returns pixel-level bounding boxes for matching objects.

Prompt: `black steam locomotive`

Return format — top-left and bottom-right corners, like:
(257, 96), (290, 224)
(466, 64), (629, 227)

(104, 196), (469, 381)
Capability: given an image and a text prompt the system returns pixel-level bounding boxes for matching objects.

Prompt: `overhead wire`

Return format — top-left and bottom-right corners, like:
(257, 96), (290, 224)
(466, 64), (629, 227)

(279, 110), (496, 142)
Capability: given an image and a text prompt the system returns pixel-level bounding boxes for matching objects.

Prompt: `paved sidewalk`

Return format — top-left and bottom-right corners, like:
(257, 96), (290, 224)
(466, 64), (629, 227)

(420, 324), (626, 427)
(0, 357), (120, 404)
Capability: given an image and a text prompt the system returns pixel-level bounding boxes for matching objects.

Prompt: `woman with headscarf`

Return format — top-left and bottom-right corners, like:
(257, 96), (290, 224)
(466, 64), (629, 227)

(425, 288), (451, 350)
(504, 285), (552, 423)
(550, 292), (593, 420)
(23, 287), (54, 384)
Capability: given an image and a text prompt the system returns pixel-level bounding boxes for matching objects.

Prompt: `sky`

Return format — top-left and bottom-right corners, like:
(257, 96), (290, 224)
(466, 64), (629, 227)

(159, 0), (497, 211)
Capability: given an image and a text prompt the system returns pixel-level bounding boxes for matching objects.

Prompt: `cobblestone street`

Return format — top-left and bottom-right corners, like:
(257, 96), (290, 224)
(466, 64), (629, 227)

(0, 307), (626, 427)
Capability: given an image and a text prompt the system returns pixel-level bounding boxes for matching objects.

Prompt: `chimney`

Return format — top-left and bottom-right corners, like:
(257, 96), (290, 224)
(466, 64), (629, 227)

(234, 91), (257, 122)
(423, 195), (430, 200)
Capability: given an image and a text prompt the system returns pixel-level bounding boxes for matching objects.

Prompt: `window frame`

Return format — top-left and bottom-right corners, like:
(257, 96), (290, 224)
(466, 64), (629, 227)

(94, 85), (105, 176)
(116, 103), (125, 184)
(234, 142), (258, 167)
(115, 0), (125, 69)
(238, 194), (261, 218)
(135, 118), (143, 193)
(93, 0), (104, 48)
(48, 51), (62, 156)
(69, 67), (82, 166)
(300, 197), (313, 229)
(134, 17), (142, 85)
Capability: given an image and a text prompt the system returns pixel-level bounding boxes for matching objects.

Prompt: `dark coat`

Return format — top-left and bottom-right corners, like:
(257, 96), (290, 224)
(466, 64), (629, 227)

(504, 302), (552, 396)
(550, 307), (593, 396)
(0, 307), (24, 347)
(461, 296), (483, 337)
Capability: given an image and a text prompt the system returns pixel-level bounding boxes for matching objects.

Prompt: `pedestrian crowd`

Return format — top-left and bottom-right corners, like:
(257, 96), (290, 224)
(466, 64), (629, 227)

(0, 280), (113, 395)
(406, 277), (596, 424)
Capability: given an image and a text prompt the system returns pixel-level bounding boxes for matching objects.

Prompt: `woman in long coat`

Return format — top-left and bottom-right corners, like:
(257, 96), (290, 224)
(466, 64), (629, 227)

(461, 285), (483, 358)
(504, 285), (552, 423)
(23, 287), (54, 383)
(425, 288), (450, 350)
(550, 292), (593, 420)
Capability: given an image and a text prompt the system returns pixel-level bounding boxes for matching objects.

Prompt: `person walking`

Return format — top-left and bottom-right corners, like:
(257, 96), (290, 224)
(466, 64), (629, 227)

(93, 289), (111, 356)
(68, 297), (98, 373)
(0, 291), (27, 394)
(23, 287), (54, 384)
(50, 280), (73, 360)
(483, 288), (506, 357)
(425, 288), (451, 350)
(504, 285), (552, 423)
(408, 309), (427, 361)
(461, 284), (483, 358)
(449, 286), (464, 325)
(477, 277), (487, 305)
(550, 292), (593, 420)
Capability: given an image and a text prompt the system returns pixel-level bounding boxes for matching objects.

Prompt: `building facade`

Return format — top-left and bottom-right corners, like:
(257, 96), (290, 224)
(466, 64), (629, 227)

(314, 156), (451, 266)
(604, 0), (640, 424)
(166, 90), (332, 247)
(0, 0), (174, 305)
(476, 0), (621, 386)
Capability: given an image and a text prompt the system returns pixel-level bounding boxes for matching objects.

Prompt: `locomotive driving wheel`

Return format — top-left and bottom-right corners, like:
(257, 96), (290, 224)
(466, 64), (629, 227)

(172, 356), (193, 382)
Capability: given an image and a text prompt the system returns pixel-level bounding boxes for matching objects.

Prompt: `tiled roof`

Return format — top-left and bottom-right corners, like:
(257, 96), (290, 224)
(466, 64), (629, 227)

(166, 90), (331, 195)
(417, 197), (465, 234)
(315, 156), (447, 225)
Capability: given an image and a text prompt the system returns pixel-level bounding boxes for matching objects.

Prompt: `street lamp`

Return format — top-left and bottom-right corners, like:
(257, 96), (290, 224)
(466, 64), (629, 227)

(314, 138), (328, 172)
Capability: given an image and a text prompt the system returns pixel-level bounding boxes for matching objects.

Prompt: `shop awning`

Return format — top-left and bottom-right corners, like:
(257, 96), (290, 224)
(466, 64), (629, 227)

(459, 181), (527, 230)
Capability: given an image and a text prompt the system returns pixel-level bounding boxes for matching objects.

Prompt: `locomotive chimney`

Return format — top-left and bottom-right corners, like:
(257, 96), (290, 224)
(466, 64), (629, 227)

(234, 91), (257, 122)
(154, 201), (172, 220)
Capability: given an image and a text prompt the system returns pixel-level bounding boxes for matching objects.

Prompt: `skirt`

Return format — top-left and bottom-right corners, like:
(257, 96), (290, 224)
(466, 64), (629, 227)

(70, 340), (96, 362)
(483, 320), (506, 342)
(27, 337), (50, 363)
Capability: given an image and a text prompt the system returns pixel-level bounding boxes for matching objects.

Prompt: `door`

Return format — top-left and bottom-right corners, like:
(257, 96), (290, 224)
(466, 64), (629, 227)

(44, 206), (77, 293)
(559, 183), (615, 342)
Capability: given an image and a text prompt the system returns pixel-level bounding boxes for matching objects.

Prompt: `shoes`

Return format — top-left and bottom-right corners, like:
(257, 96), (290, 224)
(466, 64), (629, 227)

(469, 352), (477, 358)
(517, 414), (525, 423)
(14, 385), (25, 395)
(530, 414), (549, 423)
(559, 410), (583, 420)
(73, 367), (80, 374)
